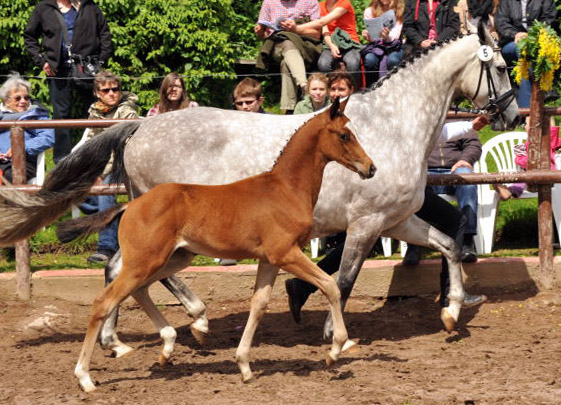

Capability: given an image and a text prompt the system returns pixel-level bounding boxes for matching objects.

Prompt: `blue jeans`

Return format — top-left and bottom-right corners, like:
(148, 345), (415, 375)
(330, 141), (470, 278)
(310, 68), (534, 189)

(501, 41), (531, 108)
(79, 176), (119, 253)
(428, 167), (478, 235)
(363, 49), (403, 88)
(318, 48), (362, 89)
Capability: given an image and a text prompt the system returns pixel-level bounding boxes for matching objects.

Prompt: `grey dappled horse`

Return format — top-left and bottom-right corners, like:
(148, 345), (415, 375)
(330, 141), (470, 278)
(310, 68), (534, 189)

(0, 24), (517, 356)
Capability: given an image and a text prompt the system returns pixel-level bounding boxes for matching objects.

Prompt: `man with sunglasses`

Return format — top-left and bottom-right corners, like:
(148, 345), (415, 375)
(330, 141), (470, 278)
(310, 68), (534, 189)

(232, 78), (266, 113)
(0, 73), (54, 183)
(83, 70), (138, 264)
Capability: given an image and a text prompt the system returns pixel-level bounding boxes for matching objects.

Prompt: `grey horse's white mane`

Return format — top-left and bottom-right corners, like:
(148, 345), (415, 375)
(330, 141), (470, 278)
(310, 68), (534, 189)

(363, 33), (470, 94)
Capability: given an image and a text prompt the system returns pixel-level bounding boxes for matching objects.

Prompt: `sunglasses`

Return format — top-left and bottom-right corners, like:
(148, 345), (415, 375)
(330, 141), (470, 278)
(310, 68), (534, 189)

(98, 86), (121, 94)
(8, 95), (30, 102)
(234, 99), (257, 107)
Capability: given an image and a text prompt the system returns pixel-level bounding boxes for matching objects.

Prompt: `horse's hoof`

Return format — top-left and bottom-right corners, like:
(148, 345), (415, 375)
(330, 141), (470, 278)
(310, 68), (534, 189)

(76, 374), (97, 393)
(241, 372), (254, 383)
(158, 354), (169, 368)
(440, 308), (456, 333)
(190, 324), (208, 346)
(325, 353), (337, 367)
(342, 339), (359, 354)
(112, 344), (134, 359)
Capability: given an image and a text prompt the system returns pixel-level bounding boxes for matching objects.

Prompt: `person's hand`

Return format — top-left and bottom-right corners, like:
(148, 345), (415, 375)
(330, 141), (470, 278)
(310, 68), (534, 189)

(4, 149), (12, 159)
(514, 32), (527, 43)
(420, 39), (436, 48)
(330, 44), (341, 59)
(254, 24), (265, 39)
(451, 159), (473, 172)
(280, 19), (297, 32)
(43, 62), (54, 77)
(362, 29), (372, 42)
(472, 115), (490, 131)
(380, 27), (390, 40)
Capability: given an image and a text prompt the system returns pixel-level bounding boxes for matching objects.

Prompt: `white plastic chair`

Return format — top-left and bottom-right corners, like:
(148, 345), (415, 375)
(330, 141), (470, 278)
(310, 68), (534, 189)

(28, 150), (46, 185)
(476, 131), (561, 253)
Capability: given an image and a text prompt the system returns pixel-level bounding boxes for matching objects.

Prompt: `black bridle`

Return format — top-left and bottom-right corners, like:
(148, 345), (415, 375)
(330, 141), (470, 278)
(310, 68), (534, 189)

(471, 44), (516, 122)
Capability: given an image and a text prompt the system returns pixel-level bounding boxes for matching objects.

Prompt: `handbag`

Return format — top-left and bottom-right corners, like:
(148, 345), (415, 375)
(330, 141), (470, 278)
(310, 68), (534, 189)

(55, 11), (100, 90)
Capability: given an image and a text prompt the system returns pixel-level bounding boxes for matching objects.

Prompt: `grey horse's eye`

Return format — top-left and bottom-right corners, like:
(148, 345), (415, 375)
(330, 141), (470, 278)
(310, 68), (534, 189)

(497, 65), (507, 75)
(339, 133), (350, 142)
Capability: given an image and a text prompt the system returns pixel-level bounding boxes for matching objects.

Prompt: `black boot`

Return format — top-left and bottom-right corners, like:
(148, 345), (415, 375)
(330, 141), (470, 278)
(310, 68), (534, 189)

(285, 278), (312, 323)
(402, 244), (420, 265)
(461, 235), (477, 263)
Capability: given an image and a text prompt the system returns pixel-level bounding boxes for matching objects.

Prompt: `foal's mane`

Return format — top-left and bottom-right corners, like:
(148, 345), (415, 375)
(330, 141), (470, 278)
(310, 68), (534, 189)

(359, 33), (471, 95)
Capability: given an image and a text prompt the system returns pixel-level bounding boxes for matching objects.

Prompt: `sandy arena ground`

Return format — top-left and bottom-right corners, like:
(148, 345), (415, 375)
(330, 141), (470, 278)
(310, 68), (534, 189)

(1, 288), (561, 405)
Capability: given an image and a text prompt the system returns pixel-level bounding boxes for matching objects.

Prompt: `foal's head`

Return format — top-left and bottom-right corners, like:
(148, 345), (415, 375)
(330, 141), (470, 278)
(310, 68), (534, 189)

(317, 97), (376, 179)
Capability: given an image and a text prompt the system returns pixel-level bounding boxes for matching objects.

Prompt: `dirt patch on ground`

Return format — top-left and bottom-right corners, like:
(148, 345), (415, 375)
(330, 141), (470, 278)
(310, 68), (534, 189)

(1, 289), (561, 405)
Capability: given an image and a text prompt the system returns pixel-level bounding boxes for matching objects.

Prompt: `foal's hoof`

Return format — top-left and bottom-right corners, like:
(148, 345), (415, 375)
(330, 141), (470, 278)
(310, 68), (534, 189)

(241, 372), (254, 383)
(325, 353), (337, 367)
(158, 354), (170, 368)
(342, 339), (359, 354)
(440, 308), (456, 333)
(112, 344), (134, 359)
(190, 324), (208, 346)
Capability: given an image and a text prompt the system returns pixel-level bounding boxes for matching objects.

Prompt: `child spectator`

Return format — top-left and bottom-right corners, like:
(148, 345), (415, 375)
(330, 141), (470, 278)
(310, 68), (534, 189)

(281, 0), (363, 89)
(147, 73), (198, 117)
(294, 73), (330, 114)
(361, 0), (405, 87)
(328, 70), (355, 101)
(494, 125), (561, 200)
(233, 78), (266, 113)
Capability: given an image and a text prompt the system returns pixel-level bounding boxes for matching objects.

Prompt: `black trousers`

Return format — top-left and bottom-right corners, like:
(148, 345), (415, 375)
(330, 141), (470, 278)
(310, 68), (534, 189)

(298, 187), (466, 307)
(48, 66), (94, 163)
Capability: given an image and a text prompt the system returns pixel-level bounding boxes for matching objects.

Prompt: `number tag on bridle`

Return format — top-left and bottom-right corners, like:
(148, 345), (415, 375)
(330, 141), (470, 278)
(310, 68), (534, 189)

(477, 45), (494, 62)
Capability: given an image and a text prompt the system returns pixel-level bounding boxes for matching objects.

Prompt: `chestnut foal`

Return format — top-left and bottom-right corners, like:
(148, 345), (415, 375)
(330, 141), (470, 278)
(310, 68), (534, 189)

(73, 98), (375, 392)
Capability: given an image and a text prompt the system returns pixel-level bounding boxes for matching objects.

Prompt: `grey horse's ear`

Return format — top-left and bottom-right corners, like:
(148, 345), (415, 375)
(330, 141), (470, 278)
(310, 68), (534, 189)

(477, 19), (492, 45)
(330, 97), (341, 120)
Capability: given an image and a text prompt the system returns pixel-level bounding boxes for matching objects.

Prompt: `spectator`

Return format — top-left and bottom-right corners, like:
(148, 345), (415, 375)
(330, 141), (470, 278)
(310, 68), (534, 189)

(495, 0), (557, 108)
(233, 78), (266, 113)
(402, 0), (460, 56)
(84, 71), (138, 264)
(284, 117), (490, 324)
(494, 124), (561, 200)
(282, 0), (363, 89)
(361, 0), (405, 87)
(457, 0), (499, 38)
(147, 73), (198, 117)
(294, 73), (330, 114)
(24, 0), (112, 163)
(0, 73), (54, 183)
(255, 0), (322, 114)
(405, 118), (487, 265)
(328, 70), (355, 100)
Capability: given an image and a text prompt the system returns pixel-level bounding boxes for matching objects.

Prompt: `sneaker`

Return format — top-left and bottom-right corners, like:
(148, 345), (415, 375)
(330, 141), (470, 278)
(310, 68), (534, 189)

(462, 293), (487, 308)
(493, 184), (512, 201)
(87, 249), (115, 264)
(218, 258), (237, 266)
(402, 245), (420, 266)
(461, 236), (478, 263)
(285, 278), (310, 324)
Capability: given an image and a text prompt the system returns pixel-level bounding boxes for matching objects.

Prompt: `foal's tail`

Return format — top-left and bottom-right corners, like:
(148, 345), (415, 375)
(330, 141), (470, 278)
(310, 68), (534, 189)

(0, 121), (141, 246)
(57, 204), (128, 243)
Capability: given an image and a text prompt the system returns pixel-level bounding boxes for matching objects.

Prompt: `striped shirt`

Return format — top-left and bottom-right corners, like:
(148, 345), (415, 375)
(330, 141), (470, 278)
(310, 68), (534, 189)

(257, 0), (320, 27)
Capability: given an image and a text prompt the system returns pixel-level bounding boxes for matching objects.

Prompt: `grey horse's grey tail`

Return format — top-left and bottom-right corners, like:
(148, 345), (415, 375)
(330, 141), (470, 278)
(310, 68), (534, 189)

(0, 120), (141, 246)
(57, 204), (128, 243)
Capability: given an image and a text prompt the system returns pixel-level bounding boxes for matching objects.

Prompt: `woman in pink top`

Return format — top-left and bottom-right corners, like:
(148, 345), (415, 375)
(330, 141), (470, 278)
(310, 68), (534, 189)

(281, 0), (363, 89)
(147, 73), (198, 117)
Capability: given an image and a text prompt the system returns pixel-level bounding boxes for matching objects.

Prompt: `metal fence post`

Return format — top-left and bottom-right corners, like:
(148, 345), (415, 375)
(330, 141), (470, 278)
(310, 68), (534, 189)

(10, 126), (31, 300)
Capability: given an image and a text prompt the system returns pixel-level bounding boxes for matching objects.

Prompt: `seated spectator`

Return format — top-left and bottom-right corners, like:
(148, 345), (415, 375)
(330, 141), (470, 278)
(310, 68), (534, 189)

(84, 70), (139, 264)
(255, 0), (322, 114)
(495, 0), (557, 108)
(0, 73), (54, 183)
(405, 117), (488, 265)
(294, 73), (330, 114)
(233, 78), (266, 113)
(147, 73), (198, 117)
(361, 0), (405, 87)
(457, 0), (499, 39)
(402, 0), (460, 56)
(328, 70), (355, 100)
(494, 124), (561, 200)
(282, 0), (363, 89)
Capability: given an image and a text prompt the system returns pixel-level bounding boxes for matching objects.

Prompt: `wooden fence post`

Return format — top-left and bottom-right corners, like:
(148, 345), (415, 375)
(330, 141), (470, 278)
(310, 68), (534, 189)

(10, 126), (31, 300)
